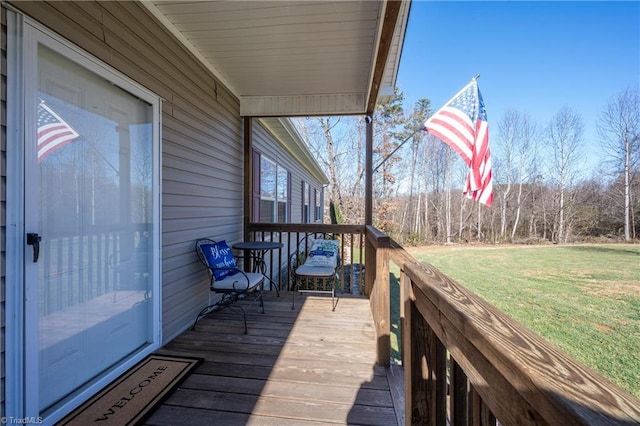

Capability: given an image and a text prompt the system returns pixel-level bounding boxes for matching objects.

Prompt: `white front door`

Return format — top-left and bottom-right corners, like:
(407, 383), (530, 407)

(14, 18), (162, 419)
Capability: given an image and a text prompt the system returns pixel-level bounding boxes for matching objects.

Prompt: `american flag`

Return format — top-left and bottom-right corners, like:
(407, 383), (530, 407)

(37, 100), (79, 162)
(423, 78), (493, 206)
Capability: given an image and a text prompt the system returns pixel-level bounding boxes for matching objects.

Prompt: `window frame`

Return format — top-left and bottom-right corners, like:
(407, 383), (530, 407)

(314, 188), (322, 222)
(259, 154), (289, 223)
(302, 181), (310, 223)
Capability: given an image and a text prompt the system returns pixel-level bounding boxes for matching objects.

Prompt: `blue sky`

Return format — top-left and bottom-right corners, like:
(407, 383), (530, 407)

(397, 1), (640, 170)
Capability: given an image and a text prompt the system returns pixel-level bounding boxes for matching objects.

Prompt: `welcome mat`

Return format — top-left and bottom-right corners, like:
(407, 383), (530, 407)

(57, 354), (202, 426)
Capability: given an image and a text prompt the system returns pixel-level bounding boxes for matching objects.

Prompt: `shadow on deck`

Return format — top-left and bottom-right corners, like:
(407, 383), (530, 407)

(145, 292), (404, 425)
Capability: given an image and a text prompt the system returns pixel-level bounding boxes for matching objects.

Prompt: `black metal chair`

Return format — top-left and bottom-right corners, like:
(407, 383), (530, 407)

(193, 238), (265, 333)
(289, 233), (341, 311)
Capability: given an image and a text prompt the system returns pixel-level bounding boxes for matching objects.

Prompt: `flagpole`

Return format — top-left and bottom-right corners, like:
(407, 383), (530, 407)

(81, 137), (120, 176)
(372, 128), (421, 173)
(373, 75), (481, 174)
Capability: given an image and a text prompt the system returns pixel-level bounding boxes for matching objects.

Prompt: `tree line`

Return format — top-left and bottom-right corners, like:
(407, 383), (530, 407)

(294, 86), (639, 245)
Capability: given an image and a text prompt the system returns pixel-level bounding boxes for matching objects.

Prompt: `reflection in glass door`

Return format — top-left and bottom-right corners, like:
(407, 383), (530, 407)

(28, 42), (157, 412)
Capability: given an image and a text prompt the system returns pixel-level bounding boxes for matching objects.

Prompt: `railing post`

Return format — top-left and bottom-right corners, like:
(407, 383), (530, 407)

(365, 115), (373, 226)
(399, 267), (407, 367)
(405, 290), (428, 425)
(365, 234), (375, 297)
(450, 358), (469, 426)
(427, 314), (448, 426)
(403, 277), (415, 426)
(404, 284), (447, 425)
(366, 226), (390, 366)
(375, 238), (390, 366)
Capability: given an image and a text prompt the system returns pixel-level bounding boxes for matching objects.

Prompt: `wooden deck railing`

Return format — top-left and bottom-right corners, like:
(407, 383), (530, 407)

(386, 238), (640, 425)
(39, 224), (151, 315)
(248, 223), (640, 425)
(246, 223), (366, 295)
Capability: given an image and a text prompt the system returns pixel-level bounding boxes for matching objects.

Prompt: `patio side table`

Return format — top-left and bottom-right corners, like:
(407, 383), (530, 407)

(232, 241), (284, 296)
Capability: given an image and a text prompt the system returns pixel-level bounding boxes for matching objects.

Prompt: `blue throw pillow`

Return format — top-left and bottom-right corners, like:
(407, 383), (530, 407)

(200, 241), (239, 281)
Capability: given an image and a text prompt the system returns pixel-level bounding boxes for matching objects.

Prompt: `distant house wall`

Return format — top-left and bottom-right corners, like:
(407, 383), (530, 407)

(252, 120), (326, 225)
(250, 120), (327, 290)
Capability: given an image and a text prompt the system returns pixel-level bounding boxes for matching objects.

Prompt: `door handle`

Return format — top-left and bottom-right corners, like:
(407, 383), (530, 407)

(26, 233), (42, 263)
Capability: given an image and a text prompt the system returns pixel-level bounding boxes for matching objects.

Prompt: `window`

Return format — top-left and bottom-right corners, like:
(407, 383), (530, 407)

(260, 156), (288, 223)
(260, 157), (276, 223)
(314, 188), (322, 221)
(277, 166), (288, 223)
(302, 181), (310, 223)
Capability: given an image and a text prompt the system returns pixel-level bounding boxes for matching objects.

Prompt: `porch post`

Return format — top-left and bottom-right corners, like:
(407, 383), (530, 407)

(243, 116), (252, 242)
(365, 115), (373, 225)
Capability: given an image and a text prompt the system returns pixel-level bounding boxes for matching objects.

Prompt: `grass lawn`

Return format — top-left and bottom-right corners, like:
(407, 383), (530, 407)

(391, 243), (640, 399)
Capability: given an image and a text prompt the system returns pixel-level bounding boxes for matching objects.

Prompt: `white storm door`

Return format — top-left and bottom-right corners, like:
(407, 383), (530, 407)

(22, 23), (161, 416)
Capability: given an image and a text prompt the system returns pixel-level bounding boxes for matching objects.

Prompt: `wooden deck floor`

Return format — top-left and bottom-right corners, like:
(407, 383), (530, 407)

(145, 292), (404, 425)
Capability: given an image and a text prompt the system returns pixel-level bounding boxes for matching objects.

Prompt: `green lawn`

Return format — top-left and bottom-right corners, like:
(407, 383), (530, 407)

(392, 243), (640, 399)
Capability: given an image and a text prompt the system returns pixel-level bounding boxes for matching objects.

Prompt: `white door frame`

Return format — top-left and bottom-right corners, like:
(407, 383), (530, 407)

(6, 11), (163, 424)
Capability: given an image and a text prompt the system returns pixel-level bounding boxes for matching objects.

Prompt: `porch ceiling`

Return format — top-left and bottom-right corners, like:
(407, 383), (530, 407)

(143, 1), (410, 117)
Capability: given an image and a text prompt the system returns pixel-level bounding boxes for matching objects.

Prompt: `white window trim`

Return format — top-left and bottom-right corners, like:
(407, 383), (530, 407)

(6, 11), (163, 423)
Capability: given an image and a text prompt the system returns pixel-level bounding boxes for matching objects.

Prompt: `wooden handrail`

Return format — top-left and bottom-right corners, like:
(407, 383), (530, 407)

(402, 256), (640, 425)
(366, 224), (390, 247)
(388, 237), (414, 269)
(248, 223), (364, 234)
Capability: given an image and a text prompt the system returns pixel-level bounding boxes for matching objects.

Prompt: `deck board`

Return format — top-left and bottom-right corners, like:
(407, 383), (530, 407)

(145, 292), (400, 425)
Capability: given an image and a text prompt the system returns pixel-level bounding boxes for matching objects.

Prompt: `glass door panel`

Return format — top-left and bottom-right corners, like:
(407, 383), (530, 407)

(35, 44), (154, 411)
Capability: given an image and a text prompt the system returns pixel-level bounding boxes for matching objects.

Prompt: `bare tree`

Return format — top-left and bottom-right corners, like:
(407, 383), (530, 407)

(399, 99), (431, 241)
(545, 106), (585, 243)
(398, 136), (419, 238)
(294, 116), (366, 223)
(493, 109), (539, 242)
(292, 86), (639, 243)
(597, 87), (640, 241)
(511, 113), (538, 240)
(318, 117), (343, 208)
(420, 137), (434, 240)
(495, 109), (518, 240)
